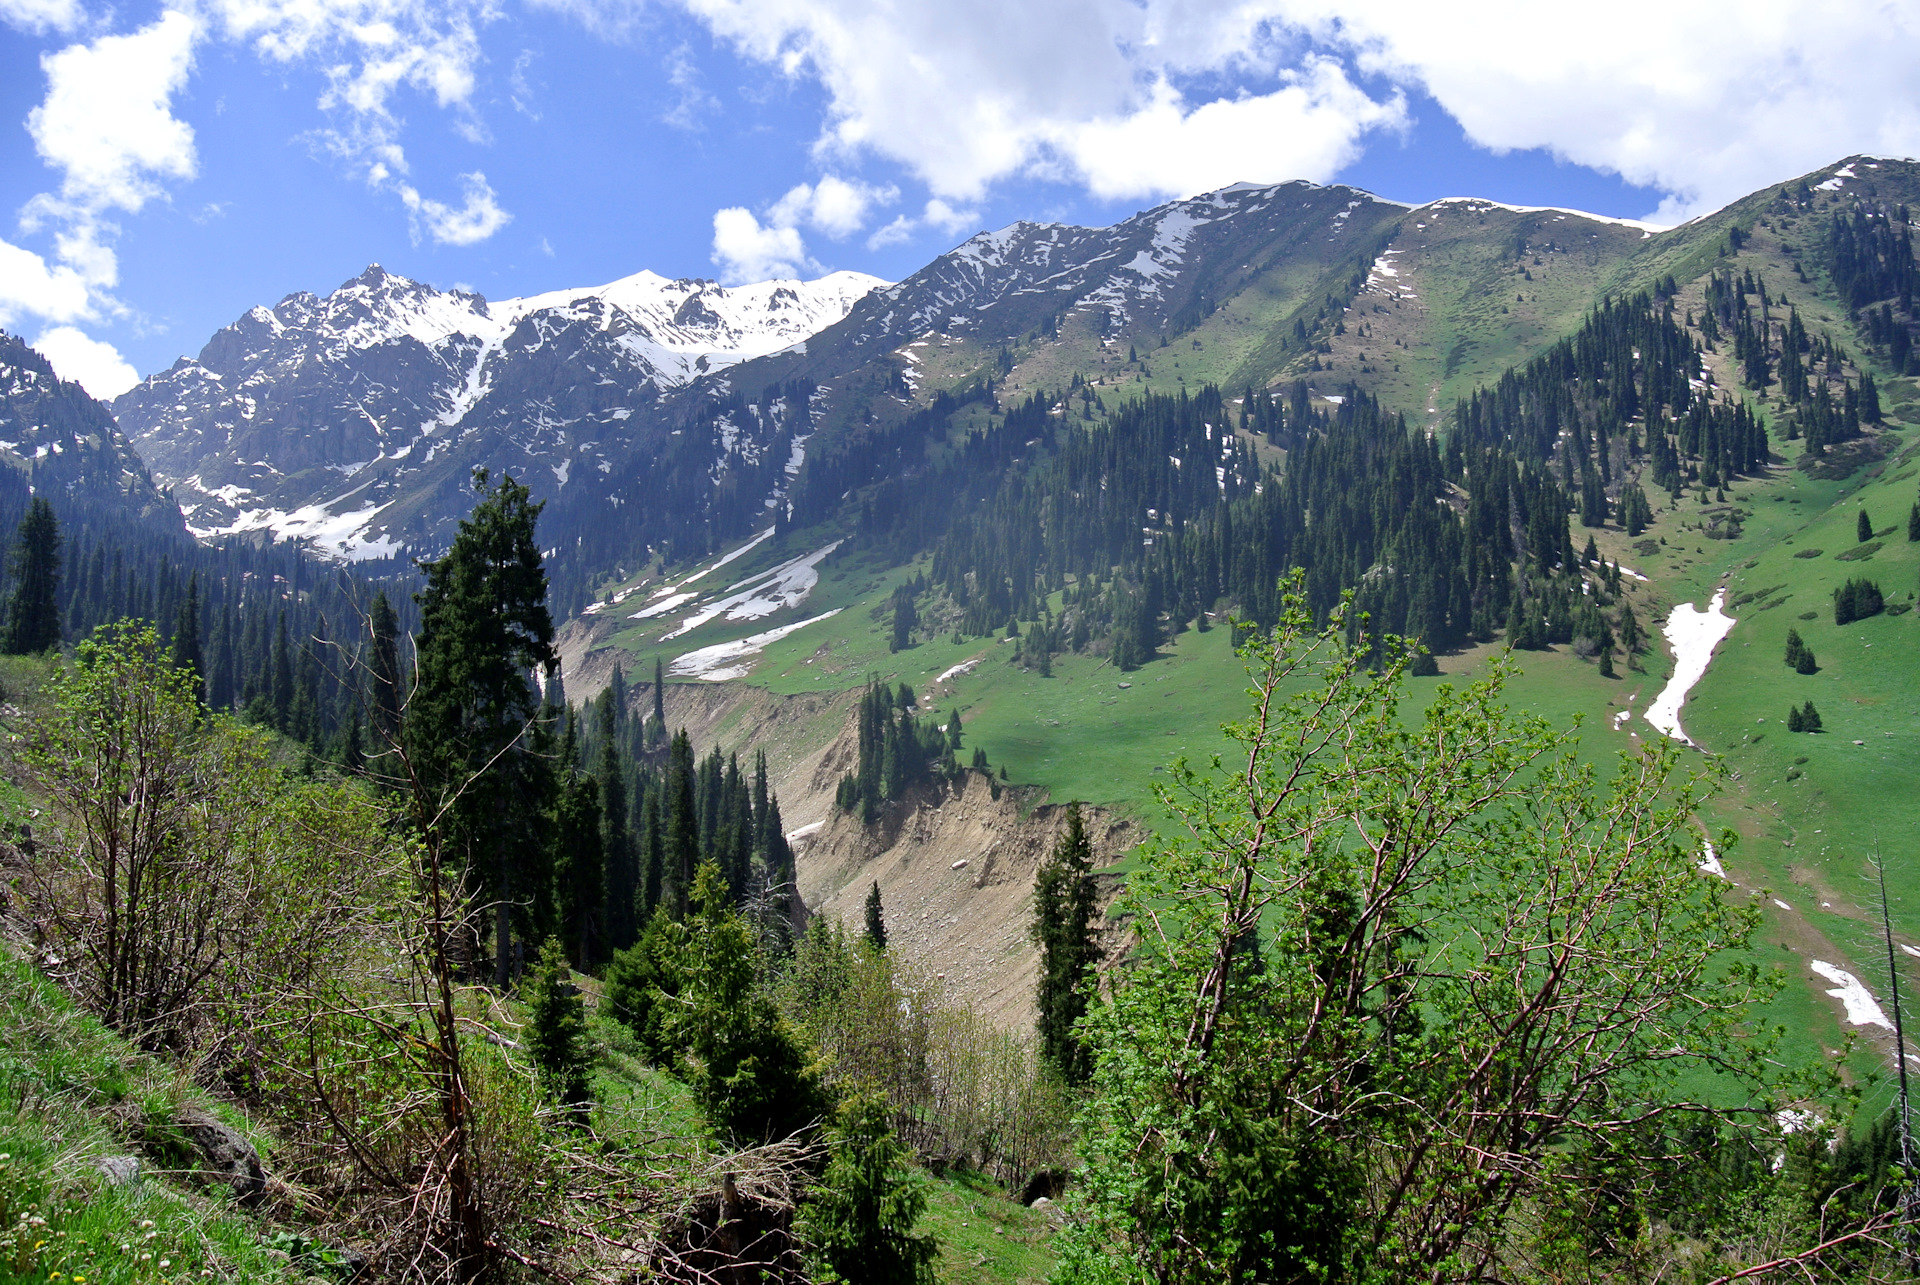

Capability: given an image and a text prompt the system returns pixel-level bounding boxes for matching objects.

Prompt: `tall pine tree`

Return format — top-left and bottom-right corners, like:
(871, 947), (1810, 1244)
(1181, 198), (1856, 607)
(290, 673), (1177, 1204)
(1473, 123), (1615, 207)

(407, 470), (559, 987)
(1031, 803), (1103, 1083)
(4, 497), (60, 654)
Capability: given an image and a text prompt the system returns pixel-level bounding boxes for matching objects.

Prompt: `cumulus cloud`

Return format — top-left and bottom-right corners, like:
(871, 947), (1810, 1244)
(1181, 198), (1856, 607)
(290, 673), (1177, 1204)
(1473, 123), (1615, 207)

(1256, 0), (1920, 221)
(664, 0), (1920, 221)
(0, 238), (93, 328)
(21, 10), (199, 295)
(677, 0), (1404, 203)
(768, 176), (897, 239)
(711, 207), (819, 283)
(32, 325), (139, 399)
(398, 171), (512, 245)
(0, 0), (85, 35)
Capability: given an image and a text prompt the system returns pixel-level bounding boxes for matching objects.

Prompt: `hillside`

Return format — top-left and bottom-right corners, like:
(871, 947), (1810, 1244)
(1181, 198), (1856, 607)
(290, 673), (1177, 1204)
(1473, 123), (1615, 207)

(538, 154), (1920, 1074)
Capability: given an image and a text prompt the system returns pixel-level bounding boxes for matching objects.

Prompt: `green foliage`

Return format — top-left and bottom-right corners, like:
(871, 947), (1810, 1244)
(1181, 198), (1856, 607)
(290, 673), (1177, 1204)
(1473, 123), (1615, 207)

(797, 1092), (938, 1285)
(837, 681), (955, 822)
(1031, 803), (1101, 1084)
(672, 863), (828, 1142)
(1059, 580), (1781, 1284)
(4, 497), (60, 655)
(19, 620), (399, 1058)
(1784, 626), (1813, 671)
(524, 937), (592, 1119)
(1789, 699), (1823, 733)
(407, 469), (558, 984)
(1833, 576), (1884, 625)
(864, 880), (888, 951)
(604, 908), (688, 1066)
(1858, 508), (1874, 543)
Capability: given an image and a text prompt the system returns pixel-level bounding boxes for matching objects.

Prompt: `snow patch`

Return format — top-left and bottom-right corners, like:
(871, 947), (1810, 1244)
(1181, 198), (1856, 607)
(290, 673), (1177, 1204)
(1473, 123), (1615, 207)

(664, 540), (842, 638)
(1645, 588), (1736, 747)
(668, 609), (843, 680)
(1810, 960), (1892, 1029)
(936, 657), (982, 684)
(1699, 839), (1727, 879)
(1424, 196), (1668, 232)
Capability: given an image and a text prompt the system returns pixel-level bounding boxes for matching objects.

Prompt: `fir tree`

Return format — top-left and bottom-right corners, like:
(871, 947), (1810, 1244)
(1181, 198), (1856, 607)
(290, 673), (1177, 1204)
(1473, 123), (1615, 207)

(599, 686), (638, 952)
(1784, 628), (1810, 670)
(665, 729), (700, 915)
(648, 656), (667, 747)
(169, 572), (203, 701)
(1909, 503), (1920, 542)
(1859, 508), (1875, 543)
(366, 591), (404, 781)
(3, 497), (60, 655)
(407, 470), (559, 987)
(796, 1092), (938, 1285)
(1800, 699), (1823, 732)
(1031, 802), (1102, 1083)
(864, 880), (888, 951)
(524, 937), (592, 1121)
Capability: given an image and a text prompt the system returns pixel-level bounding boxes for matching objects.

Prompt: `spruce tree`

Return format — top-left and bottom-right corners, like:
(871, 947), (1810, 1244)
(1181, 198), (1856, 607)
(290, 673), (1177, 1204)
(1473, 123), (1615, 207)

(796, 1092), (938, 1285)
(1784, 628), (1807, 669)
(1859, 508), (1875, 543)
(1801, 699), (1823, 732)
(169, 572), (203, 700)
(599, 689), (638, 952)
(1908, 502), (1920, 542)
(554, 720), (606, 969)
(3, 497), (59, 655)
(665, 729), (700, 915)
(524, 937), (592, 1122)
(1031, 802), (1102, 1083)
(407, 470), (559, 987)
(366, 591), (404, 781)
(864, 880), (888, 951)
(648, 656), (667, 747)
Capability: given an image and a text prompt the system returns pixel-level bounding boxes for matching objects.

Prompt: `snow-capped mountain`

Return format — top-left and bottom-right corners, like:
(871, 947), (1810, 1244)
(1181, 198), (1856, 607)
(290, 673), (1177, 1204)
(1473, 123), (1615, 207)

(111, 266), (884, 558)
(0, 332), (186, 543)
(827, 181), (1404, 356)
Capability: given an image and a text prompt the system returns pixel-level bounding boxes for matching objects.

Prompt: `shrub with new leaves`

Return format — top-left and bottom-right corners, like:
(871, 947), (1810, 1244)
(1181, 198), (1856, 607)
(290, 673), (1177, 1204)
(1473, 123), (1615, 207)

(1057, 576), (1780, 1284)
(18, 621), (397, 1059)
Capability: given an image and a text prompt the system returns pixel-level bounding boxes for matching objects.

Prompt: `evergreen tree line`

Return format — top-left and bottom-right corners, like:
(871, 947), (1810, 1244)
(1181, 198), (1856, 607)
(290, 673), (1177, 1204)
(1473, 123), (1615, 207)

(1827, 202), (1920, 375)
(833, 680), (963, 821)
(0, 494), (424, 764)
(545, 377), (819, 622)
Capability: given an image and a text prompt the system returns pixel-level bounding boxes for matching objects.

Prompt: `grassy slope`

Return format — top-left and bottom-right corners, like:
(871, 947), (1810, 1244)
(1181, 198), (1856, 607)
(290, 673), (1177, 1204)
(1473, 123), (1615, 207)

(578, 156), (1920, 1096)
(0, 946), (308, 1285)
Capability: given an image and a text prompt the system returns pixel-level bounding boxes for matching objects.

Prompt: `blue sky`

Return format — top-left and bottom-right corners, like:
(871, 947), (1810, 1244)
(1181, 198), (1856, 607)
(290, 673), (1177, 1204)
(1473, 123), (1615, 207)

(2, 0), (1916, 397)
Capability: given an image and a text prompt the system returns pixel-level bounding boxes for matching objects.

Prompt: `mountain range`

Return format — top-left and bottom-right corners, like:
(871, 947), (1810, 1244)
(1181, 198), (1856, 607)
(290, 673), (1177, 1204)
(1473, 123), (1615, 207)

(0, 152), (1910, 614)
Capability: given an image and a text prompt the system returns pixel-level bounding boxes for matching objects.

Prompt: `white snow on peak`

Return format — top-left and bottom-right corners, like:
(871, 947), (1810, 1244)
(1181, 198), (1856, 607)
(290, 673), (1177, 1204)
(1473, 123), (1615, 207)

(1422, 196), (1668, 233)
(266, 264), (885, 390)
(498, 269), (886, 373)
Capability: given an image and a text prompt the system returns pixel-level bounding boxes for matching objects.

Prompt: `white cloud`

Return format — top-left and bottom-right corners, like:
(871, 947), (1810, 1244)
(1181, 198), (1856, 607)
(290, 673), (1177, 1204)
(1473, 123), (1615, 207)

(1257, 0), (1920, 221)
(31, 325), (139, 399)
(663, 0), (1920, 222)
(1059, 60), (1404, 202)
(0, 237), (93, 328)
(768, 175), (897, 239)
(20, 10), (199, 296)
(0, 0), (84, 35)
(676, 0), (1404, 204)
(711, 207), (819, 283)
(399, 171), (512, 245)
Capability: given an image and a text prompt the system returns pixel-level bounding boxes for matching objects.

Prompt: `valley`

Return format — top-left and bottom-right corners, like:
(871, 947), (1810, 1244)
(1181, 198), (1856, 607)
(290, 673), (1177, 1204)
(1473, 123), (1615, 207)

(7, 149), (1920, 1282)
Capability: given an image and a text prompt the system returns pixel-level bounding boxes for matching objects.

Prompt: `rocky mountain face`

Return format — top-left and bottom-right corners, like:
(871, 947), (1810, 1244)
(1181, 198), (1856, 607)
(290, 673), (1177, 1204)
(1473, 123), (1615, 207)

(110, 267), (885, 569)
(0, 332), (187, 544)
(108, 158), (1920, 615)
